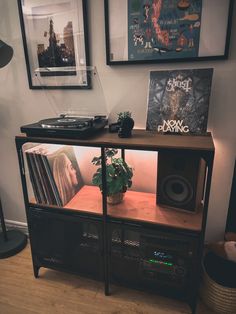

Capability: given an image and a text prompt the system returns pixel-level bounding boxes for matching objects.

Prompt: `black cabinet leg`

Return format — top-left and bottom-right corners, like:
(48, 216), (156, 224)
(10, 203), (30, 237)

(104, 256), (110, 296)
(105, 280), (110, 296)
(33, 265), (40, 278)
(189, 297), (197, 314)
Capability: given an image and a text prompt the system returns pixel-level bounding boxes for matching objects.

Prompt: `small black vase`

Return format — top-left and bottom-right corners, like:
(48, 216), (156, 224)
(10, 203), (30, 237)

(118, 117), (134, 138)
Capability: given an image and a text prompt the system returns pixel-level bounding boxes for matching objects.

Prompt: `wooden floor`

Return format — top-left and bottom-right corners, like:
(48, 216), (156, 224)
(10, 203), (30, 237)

(0, 244), (214, 314)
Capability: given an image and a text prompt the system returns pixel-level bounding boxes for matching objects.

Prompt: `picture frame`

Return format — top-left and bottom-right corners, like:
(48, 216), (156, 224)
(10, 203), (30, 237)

(17, 0), (90, 89)
(104, 0), (234, 65)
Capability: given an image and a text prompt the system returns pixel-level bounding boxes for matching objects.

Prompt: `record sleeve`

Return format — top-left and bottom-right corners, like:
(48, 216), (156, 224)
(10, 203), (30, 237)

(25, 144), (83, 206)
(146, 68), (213, 134)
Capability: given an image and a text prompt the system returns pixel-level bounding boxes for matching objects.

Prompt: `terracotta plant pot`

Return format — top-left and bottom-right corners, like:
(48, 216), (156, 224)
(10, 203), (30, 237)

(107, 193), (124, 205)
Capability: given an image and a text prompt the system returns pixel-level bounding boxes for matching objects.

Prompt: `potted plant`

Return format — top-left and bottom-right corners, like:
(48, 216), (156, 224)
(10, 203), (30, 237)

(91, 148), (133, 204)
(117, 111), (132, 122)
(117, 111), (134, 138)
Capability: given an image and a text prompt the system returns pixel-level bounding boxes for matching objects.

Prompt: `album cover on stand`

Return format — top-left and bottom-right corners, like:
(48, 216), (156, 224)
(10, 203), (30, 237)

(146, 68), (213, 134)
(20, 66), (108, 139)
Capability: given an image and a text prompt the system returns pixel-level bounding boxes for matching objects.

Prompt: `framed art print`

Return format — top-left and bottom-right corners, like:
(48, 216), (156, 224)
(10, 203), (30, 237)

(18, 0), (90, 89)
(104, 0), (234, 65)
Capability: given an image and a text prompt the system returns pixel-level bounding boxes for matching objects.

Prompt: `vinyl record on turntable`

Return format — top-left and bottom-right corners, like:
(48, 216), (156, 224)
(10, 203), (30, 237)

(20, 115), (108, 138)
(39, 117), (92, 129)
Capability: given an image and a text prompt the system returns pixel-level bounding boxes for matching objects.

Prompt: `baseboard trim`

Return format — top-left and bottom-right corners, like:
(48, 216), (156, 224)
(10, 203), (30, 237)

(3, 219), (29, 235)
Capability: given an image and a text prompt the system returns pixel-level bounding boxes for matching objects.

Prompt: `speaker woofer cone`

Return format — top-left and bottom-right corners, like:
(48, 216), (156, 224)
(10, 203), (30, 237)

(160, 175), (193, 206)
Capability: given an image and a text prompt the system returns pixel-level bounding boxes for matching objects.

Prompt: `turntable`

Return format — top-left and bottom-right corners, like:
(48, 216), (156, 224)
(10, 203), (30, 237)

(21, 115), (108, 139)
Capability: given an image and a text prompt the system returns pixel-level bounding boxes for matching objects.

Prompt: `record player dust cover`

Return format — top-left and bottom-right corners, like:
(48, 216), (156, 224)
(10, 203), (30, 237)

(146, 68), (213, 134)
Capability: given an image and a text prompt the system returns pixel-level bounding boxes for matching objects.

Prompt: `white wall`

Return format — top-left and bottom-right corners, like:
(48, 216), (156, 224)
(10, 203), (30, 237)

(0, 0), (235, 241)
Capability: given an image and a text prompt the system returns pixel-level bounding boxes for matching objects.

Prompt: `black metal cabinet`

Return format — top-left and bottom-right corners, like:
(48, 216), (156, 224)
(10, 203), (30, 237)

(108, 220), (199, 300)
(109, 221), (141, 287)
(15, 130), (215, 314)
(28, 207), (103, 280)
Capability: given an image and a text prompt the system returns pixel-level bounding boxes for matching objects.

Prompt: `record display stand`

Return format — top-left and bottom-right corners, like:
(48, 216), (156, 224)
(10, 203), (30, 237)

(34, 66), (108, 119)
(0, 198), (27, 259)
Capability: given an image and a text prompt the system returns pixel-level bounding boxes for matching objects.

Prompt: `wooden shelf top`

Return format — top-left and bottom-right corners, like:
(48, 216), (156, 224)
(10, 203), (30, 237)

(17, 129), (214, 152)
(65, 185), (103, 215)
(65, 185), (203, 232)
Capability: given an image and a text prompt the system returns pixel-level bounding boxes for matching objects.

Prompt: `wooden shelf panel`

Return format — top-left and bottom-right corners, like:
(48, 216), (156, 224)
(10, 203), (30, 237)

(65, 185), (202, 232)
(29, 186), (202, 231)
(29, 185), (103, 216)
(65, 185), (103, 215)
(17, 129), (215, 152)
(107, 189), (202, 231)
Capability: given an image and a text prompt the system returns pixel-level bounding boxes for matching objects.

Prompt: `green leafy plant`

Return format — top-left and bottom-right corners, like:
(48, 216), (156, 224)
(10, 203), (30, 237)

(91, 148), (133, 196)
(117, 111), (132, 123)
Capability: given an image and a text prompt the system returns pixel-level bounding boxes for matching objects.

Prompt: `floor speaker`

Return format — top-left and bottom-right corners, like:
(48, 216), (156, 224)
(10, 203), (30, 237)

(157, 151), (206, 213)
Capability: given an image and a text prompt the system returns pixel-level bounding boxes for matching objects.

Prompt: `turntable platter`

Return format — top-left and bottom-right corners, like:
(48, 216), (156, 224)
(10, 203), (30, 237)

(39, 117), (92, 129)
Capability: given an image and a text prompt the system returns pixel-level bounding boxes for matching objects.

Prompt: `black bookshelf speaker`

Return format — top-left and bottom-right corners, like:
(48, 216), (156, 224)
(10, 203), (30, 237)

(157, 151), (206, 213)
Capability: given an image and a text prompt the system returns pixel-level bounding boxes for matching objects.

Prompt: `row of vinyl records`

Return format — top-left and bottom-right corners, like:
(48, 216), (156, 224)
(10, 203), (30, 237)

(24, 144), (82, 207)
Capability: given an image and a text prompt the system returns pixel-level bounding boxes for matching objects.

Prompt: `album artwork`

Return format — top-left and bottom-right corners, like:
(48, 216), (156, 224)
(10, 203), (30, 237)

(128, 0), (202, 61)
(146, 68), (213, 134)
(29, 2), (79, 77)
(25, 144), (83, 207)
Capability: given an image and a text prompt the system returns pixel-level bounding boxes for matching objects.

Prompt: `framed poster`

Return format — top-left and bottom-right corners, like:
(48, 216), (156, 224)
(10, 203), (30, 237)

(18, 0), (90, 89)
(146, 68), (213, 134)
(104, 0), (234, 65)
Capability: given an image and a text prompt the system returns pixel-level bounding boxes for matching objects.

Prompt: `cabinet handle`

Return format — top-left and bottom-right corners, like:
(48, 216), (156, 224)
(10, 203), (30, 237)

(124, 222), (141, 228)
(109, 219), (122, 224)
(34, 207), (42, 211)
